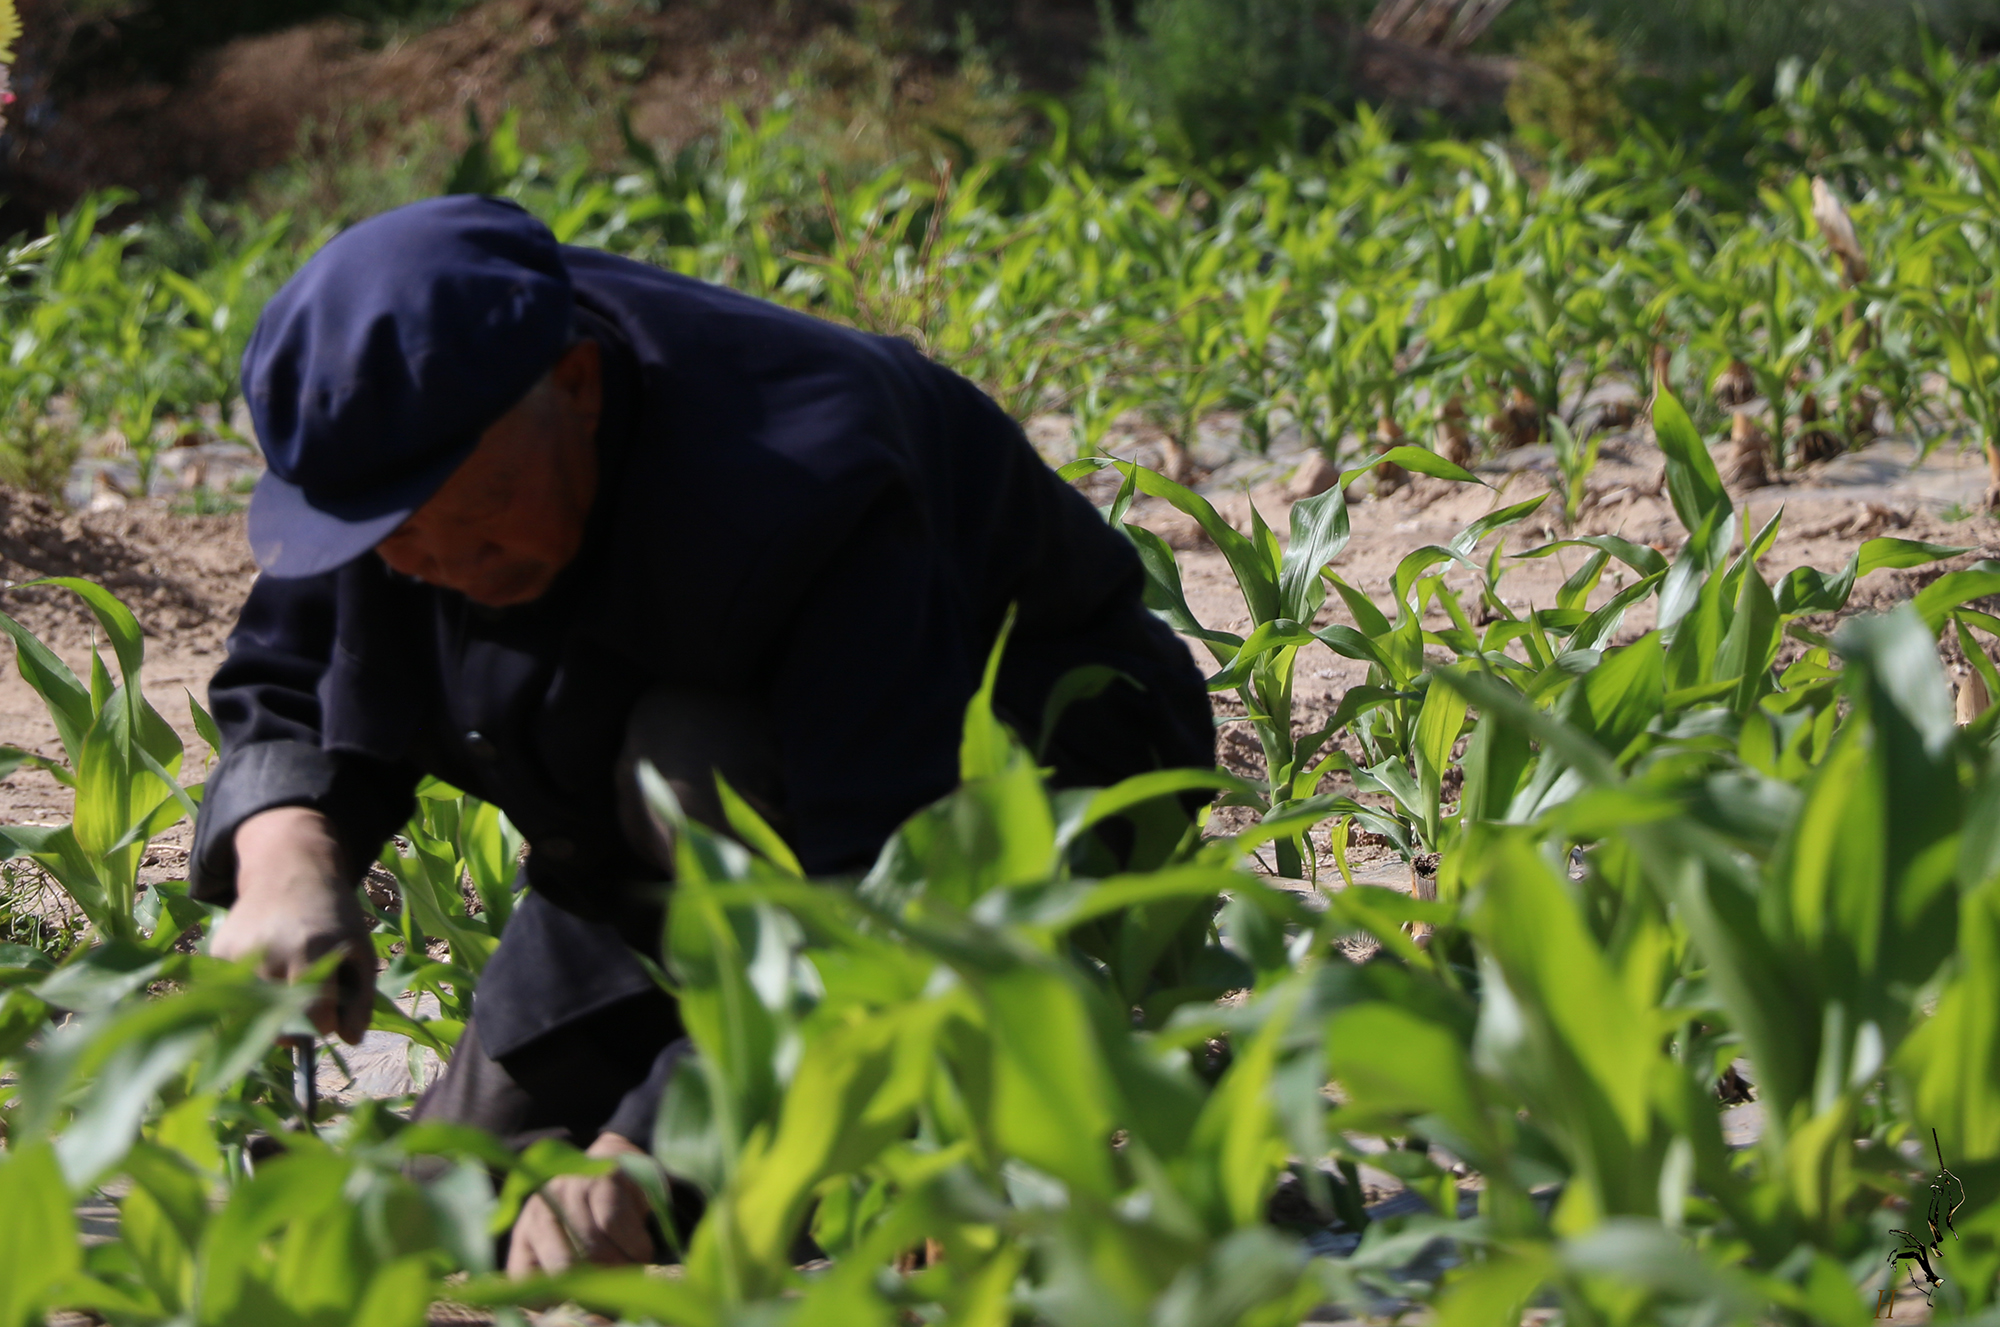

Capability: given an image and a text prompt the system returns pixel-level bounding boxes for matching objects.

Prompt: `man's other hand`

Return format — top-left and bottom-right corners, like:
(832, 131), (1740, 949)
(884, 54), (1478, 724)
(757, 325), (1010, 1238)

(508, 1132), (656, 1276)
(212, 806), (375, 1045)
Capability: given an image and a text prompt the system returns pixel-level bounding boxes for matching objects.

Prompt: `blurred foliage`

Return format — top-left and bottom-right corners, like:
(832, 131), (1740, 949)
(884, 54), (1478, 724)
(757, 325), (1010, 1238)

(1093, 0), (1368, 160)
(0, 190), (291, 499)
(0, 397), (79, 496)
(1526, 0), (2000, 85)
(1504, 2), (1628, 158)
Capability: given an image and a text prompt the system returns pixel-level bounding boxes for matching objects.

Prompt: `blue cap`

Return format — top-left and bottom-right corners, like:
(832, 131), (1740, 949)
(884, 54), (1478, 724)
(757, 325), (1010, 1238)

(241, 195), (576, 576)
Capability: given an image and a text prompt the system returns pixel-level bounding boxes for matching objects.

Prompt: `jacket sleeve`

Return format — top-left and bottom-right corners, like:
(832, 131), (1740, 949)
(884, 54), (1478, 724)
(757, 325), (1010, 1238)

(601, 1038), (695, 1152)
(189, 571), (421, 905)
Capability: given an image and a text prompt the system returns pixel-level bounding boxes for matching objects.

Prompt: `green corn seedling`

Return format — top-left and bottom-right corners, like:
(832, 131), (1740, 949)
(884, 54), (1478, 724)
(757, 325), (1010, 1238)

(0, 581), (203, 948)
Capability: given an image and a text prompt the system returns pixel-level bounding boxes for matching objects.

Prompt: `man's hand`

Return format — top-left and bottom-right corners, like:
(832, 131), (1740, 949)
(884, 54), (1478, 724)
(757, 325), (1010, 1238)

(508, 1132), (656, 1277)
(210, 806), (375, 1045)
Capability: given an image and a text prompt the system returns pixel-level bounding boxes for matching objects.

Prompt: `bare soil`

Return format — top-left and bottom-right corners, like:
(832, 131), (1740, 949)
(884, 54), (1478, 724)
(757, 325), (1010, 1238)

(8, 0), (816, 217)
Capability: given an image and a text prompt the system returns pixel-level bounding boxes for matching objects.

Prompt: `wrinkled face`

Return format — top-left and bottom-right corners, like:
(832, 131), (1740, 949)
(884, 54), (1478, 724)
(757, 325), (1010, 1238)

(376, 339), (603, 607)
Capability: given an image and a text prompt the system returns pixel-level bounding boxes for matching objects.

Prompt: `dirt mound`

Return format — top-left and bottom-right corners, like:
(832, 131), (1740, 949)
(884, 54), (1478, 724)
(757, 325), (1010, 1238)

(2, 0), (1056, 222)
(0, 486), (255, 653)
(3, 0), (785, 217)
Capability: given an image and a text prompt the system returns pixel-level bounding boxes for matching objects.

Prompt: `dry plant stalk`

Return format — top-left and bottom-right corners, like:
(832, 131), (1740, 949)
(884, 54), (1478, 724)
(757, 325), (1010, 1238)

(1373, 412), (1410, 496)
(1487, 385), (1540, 450)
(1795, 385), (1842, 465)
(1723, 410), (1771, 489)
(810, 163), (955, 352)
(1958, 669), (1990, 726)
(1366, 0), (1516, 52)
(1437, 395), (1474, 468)
(894, 1238), (947, 1274)
(1715, 359), (1756, 409)
(1811, 177), (1870, 287)
(1811, 177), (1881, 443)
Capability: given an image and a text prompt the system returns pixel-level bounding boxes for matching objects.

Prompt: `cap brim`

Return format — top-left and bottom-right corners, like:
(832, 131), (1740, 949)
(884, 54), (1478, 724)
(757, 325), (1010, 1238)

(247, 472), (414, 576)
(247, 436), (478, 577)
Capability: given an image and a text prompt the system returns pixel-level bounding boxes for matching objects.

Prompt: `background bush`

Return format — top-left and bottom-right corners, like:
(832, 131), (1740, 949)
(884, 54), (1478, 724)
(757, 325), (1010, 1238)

(1512, 0), (2000, 85)
(1091, 0), (1371, 159)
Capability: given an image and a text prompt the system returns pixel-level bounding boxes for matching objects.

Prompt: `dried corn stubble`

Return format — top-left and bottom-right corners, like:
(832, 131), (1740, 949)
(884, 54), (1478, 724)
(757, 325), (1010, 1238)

(1650, 342), (1674, 406)
(1437, 395), (1474, 469)
(1794, 388), (1843, 465)
(1724, 410), (1771, 489)
(1715, 358), (1757, 409)
(1288, 448), (1342, 499)
(1487, 386), (1541, 451)
(1811, 176), (1870, 287)
(1373, 413), (1410, 495)
(1958, 669), (1989, 726)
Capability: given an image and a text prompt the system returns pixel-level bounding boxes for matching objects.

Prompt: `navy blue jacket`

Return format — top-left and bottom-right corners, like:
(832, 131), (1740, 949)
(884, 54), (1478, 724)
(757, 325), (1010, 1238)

(190, 251), (1213, 1003)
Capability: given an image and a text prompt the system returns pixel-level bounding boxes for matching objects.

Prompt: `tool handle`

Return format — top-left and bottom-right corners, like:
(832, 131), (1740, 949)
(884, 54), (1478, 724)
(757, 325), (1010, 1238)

(275, 1034), (317, 1132)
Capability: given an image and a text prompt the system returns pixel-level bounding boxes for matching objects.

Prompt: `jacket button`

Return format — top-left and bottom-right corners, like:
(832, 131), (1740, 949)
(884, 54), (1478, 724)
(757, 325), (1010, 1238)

(539, 837), (576, 862)
(466, 731), (499, 762)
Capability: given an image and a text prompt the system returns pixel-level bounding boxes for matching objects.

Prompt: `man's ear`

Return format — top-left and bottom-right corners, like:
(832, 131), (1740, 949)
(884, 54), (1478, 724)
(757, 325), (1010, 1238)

(551, 338), (602, 417)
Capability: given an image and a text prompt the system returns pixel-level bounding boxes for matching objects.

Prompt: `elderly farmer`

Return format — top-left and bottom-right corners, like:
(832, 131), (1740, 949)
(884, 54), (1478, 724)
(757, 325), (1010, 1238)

(191, 195), (1212, 1272)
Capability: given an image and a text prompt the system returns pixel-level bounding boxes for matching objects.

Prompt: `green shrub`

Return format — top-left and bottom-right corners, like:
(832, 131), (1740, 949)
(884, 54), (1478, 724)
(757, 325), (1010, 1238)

(1504, 4), (1629, 158)
(1096, 0), (1368, 159)
(1531, 0), (2000, 85)
(0, 398), (80, 501)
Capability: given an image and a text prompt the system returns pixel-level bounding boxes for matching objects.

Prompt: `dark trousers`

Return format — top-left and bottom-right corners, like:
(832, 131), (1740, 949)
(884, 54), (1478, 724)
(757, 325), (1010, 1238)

(410, 986), (687, 1152)
(411, 687), (779, 1153)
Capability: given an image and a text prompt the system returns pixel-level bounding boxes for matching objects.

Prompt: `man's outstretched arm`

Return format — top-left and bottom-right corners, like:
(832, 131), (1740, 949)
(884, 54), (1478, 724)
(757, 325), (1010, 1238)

(192, 571), (421, 1042)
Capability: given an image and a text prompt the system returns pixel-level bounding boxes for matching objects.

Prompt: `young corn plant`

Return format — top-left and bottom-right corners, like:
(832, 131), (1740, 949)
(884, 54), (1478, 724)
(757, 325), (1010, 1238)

(639, 627), (1355, 1320)
(155, 202), (295, 437)
(0, 581), (206, 949)
(1546, 415), (1602, 527)
(1060, 446), (1486, 879)
(367, 777), (523, 1055)
(3, 506), (1999, 1327)
(0, 944), (642, 1327)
